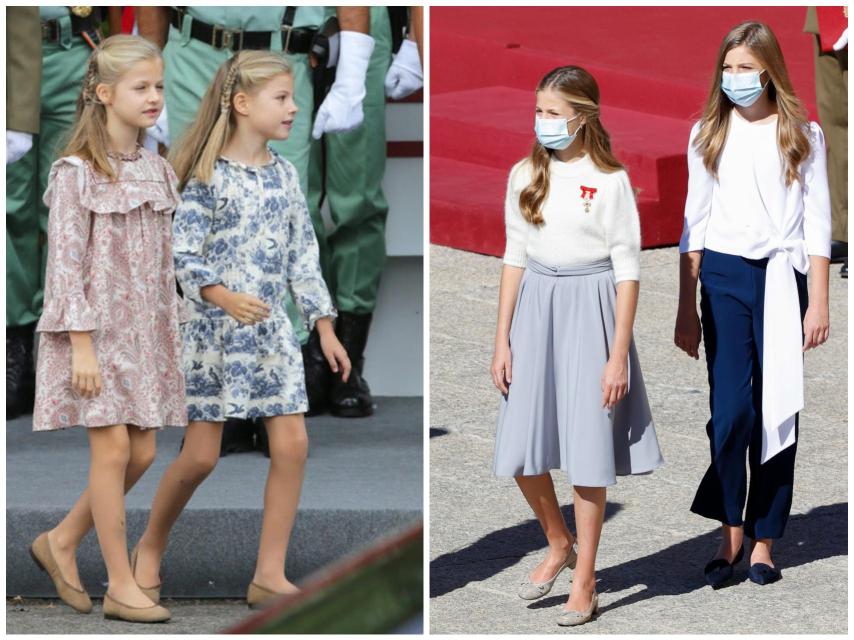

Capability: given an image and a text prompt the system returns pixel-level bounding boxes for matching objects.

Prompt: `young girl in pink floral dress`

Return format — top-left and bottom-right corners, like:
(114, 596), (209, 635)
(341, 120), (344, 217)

(28, 35), (185, 624)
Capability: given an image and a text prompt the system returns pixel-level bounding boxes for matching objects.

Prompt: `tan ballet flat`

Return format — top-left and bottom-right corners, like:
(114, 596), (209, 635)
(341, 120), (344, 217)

(102, 592), (170, 623)
(130, 545), (162, 605)
(246, 581), (299, 610)
(557, 591), (599, 627)
(29, 531), (93, 613)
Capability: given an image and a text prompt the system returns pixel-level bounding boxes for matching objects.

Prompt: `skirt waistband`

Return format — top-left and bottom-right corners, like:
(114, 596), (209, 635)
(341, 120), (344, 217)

(526, 257), (613, 277)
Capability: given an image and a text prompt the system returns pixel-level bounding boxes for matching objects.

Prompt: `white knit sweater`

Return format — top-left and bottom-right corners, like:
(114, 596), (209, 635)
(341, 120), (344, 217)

(503, 154), (641, 282)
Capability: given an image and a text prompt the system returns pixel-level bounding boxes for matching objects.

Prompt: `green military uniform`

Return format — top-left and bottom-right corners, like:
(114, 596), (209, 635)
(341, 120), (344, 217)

(306, 6), (392, 316)
(805, 6), (848, 244)
(6, 7), (92, 328)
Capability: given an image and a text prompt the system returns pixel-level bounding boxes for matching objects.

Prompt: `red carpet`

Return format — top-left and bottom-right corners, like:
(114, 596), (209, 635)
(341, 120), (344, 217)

(430, 7), (819, 256)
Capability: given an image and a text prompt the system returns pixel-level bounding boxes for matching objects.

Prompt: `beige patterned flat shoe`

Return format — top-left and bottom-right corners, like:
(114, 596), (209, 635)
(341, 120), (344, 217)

(518, 542), (578, 600)
(557, 591), (599, 627)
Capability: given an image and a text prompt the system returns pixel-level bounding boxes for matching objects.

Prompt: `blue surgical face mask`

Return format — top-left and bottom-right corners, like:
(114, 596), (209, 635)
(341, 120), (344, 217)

(720, 70), (769, 107)
(534, 114), (582, 150)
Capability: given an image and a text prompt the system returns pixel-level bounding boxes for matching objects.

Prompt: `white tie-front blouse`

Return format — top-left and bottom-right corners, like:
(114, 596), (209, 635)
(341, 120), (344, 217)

(679, 111), (831, 464)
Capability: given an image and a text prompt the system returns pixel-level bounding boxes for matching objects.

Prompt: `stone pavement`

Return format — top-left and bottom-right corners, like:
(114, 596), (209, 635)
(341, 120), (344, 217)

(429, 245), (847, 634)
(8, 397), (422, 600)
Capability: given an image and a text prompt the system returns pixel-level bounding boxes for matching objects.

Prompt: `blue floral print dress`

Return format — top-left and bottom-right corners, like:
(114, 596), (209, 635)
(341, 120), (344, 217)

(173, 149), (336, 421)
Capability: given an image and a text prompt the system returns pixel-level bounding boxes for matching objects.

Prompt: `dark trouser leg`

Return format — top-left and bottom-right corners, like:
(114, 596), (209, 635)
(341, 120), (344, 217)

(744, 269), (808, 539)
(691, 250), (757, 526)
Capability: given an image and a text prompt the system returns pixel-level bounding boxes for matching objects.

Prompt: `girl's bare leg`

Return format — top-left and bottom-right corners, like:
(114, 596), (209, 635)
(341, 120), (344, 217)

(133, 421), (224, 588)
(87, 424), (154, 607)
(516, 473), (577, 582)
(48, 425), (157, 591)
(251, 414), (308, 593)
(564, 485), (605, 611)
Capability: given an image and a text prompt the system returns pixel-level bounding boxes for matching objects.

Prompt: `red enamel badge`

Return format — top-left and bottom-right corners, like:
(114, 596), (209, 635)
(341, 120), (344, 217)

(580, 186), (597, 212)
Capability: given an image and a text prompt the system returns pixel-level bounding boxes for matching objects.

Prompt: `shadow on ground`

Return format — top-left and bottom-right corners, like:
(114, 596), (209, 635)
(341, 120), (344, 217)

(431, 502), (847, 609)
(430, 502), (623, 598)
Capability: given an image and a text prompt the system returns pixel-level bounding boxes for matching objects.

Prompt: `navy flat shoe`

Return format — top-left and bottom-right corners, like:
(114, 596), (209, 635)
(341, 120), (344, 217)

(704, 544), (744, 589)
(748, 562), (782, 585)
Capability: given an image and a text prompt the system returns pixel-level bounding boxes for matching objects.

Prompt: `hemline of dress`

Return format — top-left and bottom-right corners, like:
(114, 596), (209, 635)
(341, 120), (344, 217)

(493, 458), (665, 488)
(187, 405), (308, 422)
(32, 420), (186, 432)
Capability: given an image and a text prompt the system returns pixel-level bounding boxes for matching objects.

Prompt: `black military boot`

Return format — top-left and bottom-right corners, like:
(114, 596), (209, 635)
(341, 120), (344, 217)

(254, 418), (270, 458)
(330, 312), (374, 418)
(219, 418), (256, 456)
(302, 328), (331, 416)
(6, 322), (36, 419)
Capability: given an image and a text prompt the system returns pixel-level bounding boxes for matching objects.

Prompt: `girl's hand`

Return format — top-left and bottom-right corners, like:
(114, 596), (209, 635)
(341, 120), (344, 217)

(601, 354), (628, 409)
(803, 303), (830, 351)
(491, 341), (512, 394)
(674, 305), (702, 359)
(70, 337), (102, 399)
(220, 291), (271, 325)
(319, 329), (352, 383)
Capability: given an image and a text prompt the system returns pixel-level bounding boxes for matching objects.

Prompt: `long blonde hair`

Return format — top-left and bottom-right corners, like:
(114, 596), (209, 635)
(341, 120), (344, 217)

(694, 21), (810, 186)
(169, 50), (293, 191)
(520, 66), (625, 225)
(61, 35), (162, 180)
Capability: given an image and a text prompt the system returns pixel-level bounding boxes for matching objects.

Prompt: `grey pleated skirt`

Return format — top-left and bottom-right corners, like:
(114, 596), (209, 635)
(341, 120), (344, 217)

(493, 257), (664, 487)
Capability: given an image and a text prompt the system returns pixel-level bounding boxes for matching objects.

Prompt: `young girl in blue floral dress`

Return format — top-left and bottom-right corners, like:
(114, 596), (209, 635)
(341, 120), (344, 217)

(131, 50), (351, 609)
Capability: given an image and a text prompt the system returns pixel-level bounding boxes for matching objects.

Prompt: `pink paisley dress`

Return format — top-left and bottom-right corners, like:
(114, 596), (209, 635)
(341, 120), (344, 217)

(32, 146), (188, 431)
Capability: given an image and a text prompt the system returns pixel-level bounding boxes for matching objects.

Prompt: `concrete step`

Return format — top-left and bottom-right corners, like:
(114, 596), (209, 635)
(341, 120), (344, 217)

(6, 397), (422, 598)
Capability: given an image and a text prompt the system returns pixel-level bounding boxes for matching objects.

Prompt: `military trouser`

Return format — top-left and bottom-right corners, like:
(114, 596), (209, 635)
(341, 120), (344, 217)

(306, 6), (392, 315)
(813, 36), (848, 243)
(6, 26), (90, 327)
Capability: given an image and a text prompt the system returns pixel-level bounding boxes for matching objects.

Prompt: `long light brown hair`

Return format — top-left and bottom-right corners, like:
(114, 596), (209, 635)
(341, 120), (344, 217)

(61, 35), (161, 180)
(693, 21), (810, 186)
(520, 66), (624, 225)
(169, 50), (292, 191)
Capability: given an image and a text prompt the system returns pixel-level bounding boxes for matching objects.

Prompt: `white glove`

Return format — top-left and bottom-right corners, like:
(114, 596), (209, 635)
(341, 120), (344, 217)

(833, 28), (848, 51)
(146, 104), (171, 148)
(312, 30), (375, 139)
(6, 131), (33, 165)
(384, 39), (423, 100)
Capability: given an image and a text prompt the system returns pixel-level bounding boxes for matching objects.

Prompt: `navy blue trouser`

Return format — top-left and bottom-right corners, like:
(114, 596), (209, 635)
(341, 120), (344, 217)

(691, 249), (808, 539)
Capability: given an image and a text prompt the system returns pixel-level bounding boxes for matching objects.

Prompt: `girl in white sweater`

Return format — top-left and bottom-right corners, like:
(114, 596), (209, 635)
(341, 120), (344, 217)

(491, 65), (663, 627)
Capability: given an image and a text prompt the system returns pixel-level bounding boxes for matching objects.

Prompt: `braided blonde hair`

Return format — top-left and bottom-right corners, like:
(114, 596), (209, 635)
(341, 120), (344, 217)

(169, 50), (293, 190)
(61, 34), (162, 180)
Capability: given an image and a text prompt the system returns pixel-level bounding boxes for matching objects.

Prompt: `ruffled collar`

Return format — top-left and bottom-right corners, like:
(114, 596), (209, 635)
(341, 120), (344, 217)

(107, 144), (143, 162)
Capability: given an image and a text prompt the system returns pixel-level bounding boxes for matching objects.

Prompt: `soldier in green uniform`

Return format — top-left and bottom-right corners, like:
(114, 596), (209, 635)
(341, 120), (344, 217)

(303, 7), (422, 418)
(805, 6), (848, 277)
(6, 6), (101, 418)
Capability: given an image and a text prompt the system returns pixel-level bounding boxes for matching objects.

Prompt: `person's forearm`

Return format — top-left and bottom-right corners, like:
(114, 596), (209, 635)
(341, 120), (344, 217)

(808, 255), (830, 306)
(495, 265), (524, 346)
(136, 7), (170, 49)
(69, 330), (94, 351)
(678, 251), (703, 308)
(410, 6), (423, 61)
(612, 280), (639, 359)
(336, 7), (370, 33)
(315, 316), (335, 336)
(200, 284), (230, 307)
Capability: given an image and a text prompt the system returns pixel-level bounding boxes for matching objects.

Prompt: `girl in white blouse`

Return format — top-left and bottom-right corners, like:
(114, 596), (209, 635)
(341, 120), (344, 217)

(492, 65), (663, 627)
(674, 21), (831, 588)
